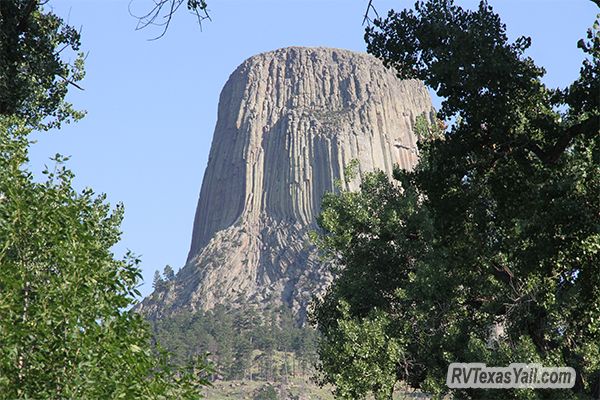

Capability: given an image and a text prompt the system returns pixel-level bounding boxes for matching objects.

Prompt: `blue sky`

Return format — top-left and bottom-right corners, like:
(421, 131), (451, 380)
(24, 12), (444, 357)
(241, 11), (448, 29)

(30, 1), (597, 299)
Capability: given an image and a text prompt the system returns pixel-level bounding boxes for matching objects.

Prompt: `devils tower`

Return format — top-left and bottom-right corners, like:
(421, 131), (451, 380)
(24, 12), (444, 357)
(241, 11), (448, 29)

(139, 47), (434, 320)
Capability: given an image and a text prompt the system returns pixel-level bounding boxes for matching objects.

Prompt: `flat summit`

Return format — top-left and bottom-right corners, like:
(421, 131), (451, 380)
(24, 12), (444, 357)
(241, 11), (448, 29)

(139, 47), (434, 320)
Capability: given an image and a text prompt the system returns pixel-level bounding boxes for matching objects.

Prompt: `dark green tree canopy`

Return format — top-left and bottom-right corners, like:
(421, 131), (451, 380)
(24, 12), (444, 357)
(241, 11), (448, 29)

(314, 1), (600, 399)
(0, 0), (85, 130)
(366, 0), (598, 163)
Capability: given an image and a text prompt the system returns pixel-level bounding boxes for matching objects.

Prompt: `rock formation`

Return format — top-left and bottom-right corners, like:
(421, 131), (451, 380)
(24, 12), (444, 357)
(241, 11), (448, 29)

(139, 47), (434, 321)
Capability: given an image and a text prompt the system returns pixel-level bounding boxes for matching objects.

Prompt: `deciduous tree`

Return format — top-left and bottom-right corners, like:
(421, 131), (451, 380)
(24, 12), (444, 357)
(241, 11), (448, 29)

(0, 1), (210, 398)
(313, 1), (600, 398)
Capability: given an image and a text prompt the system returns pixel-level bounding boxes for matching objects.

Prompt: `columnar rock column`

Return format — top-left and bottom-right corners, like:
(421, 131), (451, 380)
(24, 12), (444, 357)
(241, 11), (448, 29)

(140, 47), (434, 321)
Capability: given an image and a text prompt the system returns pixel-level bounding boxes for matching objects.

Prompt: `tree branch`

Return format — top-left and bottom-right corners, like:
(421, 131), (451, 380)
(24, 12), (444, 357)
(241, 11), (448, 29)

(58, 74), (84, 91)
(525, 115), (600, 165)
(526, 115), (600, 165)
(130, 0), (211, 40)
(362, 0), (379, 26)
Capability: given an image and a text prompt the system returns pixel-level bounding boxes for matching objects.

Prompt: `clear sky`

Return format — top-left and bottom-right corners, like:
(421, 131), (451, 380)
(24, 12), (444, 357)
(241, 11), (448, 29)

(29, 0), (597, 299)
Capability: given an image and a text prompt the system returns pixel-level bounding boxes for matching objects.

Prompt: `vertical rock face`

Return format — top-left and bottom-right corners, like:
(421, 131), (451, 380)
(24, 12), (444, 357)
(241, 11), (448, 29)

(140, 47), (434, 320)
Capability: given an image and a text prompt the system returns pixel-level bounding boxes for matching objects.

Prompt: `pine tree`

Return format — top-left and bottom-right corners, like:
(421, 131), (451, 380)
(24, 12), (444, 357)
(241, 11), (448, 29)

(163, 264), (175, 281)
(153, 270), (165, 289)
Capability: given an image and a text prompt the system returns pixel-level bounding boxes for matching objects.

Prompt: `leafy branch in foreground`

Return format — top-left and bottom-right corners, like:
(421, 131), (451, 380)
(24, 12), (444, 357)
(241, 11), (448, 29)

(0, 1), (211, 398)
(0, 117), (211, 398)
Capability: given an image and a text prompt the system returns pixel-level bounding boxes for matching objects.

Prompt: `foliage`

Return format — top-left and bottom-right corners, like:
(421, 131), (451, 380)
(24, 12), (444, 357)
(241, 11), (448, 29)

(0, 1), (85, 130)
(0, 1), (210, 398)
(151, 305), (319, 382)
(0, 118), (211, 398)
(163, 264), (176, 281)
(313, 1), (600, 399)
(312, 170), (438, 399)
(314, 301), (403, 400)
(153, 270), (165, 289)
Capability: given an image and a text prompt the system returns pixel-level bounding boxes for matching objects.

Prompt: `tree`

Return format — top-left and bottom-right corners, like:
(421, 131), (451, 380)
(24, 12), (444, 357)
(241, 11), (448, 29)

(312, 170), (436, 399)
(231, 336), (253, 380)
(163, 264), (176, 281)
(0, 119), (211, 398)
(0, 1), (210, 398)
(0, 0), (85, 130)
(313, 1), (599, 399)
(153, 270), (166, 289)
(314, 300), (403, 400)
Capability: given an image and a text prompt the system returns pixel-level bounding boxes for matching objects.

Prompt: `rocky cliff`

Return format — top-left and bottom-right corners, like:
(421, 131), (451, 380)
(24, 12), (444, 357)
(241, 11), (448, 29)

(139, 47), (434, 321)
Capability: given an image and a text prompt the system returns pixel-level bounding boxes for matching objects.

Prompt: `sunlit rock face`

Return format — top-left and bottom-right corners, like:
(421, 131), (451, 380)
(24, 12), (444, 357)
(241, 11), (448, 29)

(139, 47), (434, 321)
